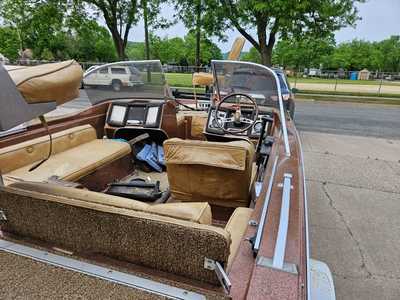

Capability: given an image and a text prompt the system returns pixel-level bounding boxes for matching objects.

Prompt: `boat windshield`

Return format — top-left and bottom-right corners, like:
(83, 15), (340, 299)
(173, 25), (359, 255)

(83, 60), (168, 104)
(211, 60), (281, 108)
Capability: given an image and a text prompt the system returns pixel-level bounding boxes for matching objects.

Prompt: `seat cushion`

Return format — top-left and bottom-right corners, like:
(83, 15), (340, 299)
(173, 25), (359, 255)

(5, 139), (130, 184)
(0, 125), (131, 185)
(8, 181), (212, 224)
(164, 138), (255, 207)
(5, 60), (82, 105)
(225, 207), (253, 269)
(0, 124), (97, 174)
(190, 115), (207, 139)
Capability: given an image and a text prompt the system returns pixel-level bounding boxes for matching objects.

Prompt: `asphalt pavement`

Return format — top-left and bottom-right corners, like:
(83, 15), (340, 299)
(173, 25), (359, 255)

(295, 100), (400, 139)
(302, 131), (400, 300)
(291, 98), (400, 300)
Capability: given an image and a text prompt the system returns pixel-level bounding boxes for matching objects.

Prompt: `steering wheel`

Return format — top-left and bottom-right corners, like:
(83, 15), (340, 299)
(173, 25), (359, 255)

(214, 93), (259, 135)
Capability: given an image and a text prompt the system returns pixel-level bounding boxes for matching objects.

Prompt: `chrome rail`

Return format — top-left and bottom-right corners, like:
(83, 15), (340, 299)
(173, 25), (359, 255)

(252, 156), (279, 255)
(296, 129), (312, 299)
(272, 173), (292, 269)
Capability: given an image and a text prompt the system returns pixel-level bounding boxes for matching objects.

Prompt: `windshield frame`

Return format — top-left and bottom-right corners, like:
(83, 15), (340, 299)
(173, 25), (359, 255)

(211, 60), (290, 157)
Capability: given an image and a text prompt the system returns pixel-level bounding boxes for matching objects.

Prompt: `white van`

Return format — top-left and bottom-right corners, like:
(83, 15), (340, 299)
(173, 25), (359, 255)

(83, 65), (144, 91)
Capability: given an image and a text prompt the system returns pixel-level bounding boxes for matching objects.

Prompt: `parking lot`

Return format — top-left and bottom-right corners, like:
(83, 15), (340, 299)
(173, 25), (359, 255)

(296, 101), (400, 299)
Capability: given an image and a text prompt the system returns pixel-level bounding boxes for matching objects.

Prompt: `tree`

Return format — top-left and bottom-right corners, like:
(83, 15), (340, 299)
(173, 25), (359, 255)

(379, 36), (400, 73)
(0, 0), (72, 59)
(0, 0), (32, 52)
(126, 33), (222, 65)
(174, 0), (225, 68)
(241, 47), (261, 64)
(139, 0), (174, 60)
(183, 31), (222, 65)
(126, 42), (146, 60)
(328, 40), (376, 70)
(218, 0), (364, 66)
(151, 36), (187, 64)
(70, 19), (117, 62)
(84, 0), (139, 59)
(272, 36), (335, 69)
(0, 27), (20, 60)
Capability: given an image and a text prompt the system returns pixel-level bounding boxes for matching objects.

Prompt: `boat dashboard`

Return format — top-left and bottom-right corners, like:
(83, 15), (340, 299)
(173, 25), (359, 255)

(205, 106), (274, 139)
(106, 101), (164, 128)
(103, 98), (275, 143)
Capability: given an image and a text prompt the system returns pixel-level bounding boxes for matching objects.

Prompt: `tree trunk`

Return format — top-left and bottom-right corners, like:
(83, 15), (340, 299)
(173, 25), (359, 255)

(256, 20), (276, 67)
(143, 0), (150, 60)
(195, 0), (201, 71)
(259, 44), (273, 66)
(110, 30), (126, 60)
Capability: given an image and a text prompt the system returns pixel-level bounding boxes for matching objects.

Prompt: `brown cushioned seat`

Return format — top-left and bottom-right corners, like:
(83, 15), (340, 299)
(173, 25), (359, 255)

(225, 207), (253, 270)
(164, 138), (255, 207)
(0, 183), (253, 285)
(5, 60), (83, 105)
(0, 125), (131, 185)
(8, 181), (212, 224)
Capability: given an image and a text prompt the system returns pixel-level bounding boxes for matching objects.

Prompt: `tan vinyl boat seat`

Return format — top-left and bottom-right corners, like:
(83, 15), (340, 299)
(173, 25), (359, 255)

(164, 138), (255, 207)
(8, 181), (213, 224)
(5, 60), (83, 105)
(0, 125), (131, 185)
(0, 181), (253, 284)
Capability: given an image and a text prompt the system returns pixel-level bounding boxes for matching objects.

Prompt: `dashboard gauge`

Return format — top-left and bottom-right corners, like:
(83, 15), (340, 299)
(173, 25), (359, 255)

(253, 121), (263, 134)
(146, 106), (159, 126)
(211, 117), (223, 128)
(109, 105), (127, 126)
(209, 110), (226, 128)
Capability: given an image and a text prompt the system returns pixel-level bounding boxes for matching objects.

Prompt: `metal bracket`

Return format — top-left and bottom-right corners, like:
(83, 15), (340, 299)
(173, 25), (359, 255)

(0, 210), (6, 222)
(255, 181), (263, 198)
(277, 183), (293, 189)
(256, 256), (298, 275)
(248, 220), (258, 226)
(204, 258), (231, 294)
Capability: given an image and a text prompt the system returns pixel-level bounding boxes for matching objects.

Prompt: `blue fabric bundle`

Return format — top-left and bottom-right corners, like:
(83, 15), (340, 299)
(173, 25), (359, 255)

(136, 142), (164, 172)
(157, 145), (165, 166)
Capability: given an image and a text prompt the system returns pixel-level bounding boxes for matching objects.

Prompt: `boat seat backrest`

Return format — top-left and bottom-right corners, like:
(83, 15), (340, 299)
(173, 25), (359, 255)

(164, 138), (255, 207)
(0, 183), (229, 285)
(7, 181), (212, 225)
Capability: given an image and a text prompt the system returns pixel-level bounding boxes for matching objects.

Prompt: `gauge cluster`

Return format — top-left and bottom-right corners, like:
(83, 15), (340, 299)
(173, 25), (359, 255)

(107, 102), (162, 128)
(207, 108), (272, 138)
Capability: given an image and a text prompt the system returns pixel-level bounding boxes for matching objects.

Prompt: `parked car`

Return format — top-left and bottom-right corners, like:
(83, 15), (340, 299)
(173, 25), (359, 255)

(273, 68), (296, 119)
(0, 53), (9, 65)
(83, 64), (144, 91)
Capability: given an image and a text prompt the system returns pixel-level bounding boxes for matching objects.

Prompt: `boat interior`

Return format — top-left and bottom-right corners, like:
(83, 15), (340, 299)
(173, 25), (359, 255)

(0, 60), (307, 298)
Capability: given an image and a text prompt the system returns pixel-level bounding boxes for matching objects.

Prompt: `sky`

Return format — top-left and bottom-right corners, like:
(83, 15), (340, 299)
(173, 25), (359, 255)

(127, 0), (400, 52)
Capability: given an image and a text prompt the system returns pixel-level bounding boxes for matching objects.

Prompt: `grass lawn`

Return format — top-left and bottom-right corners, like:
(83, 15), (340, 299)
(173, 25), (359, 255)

(165, 72), (400, 88)
(288, 77), (400, 86)
(297, 89), (400, 99)
(164, 72), (400, 101)
(165, 73), (193, 87)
